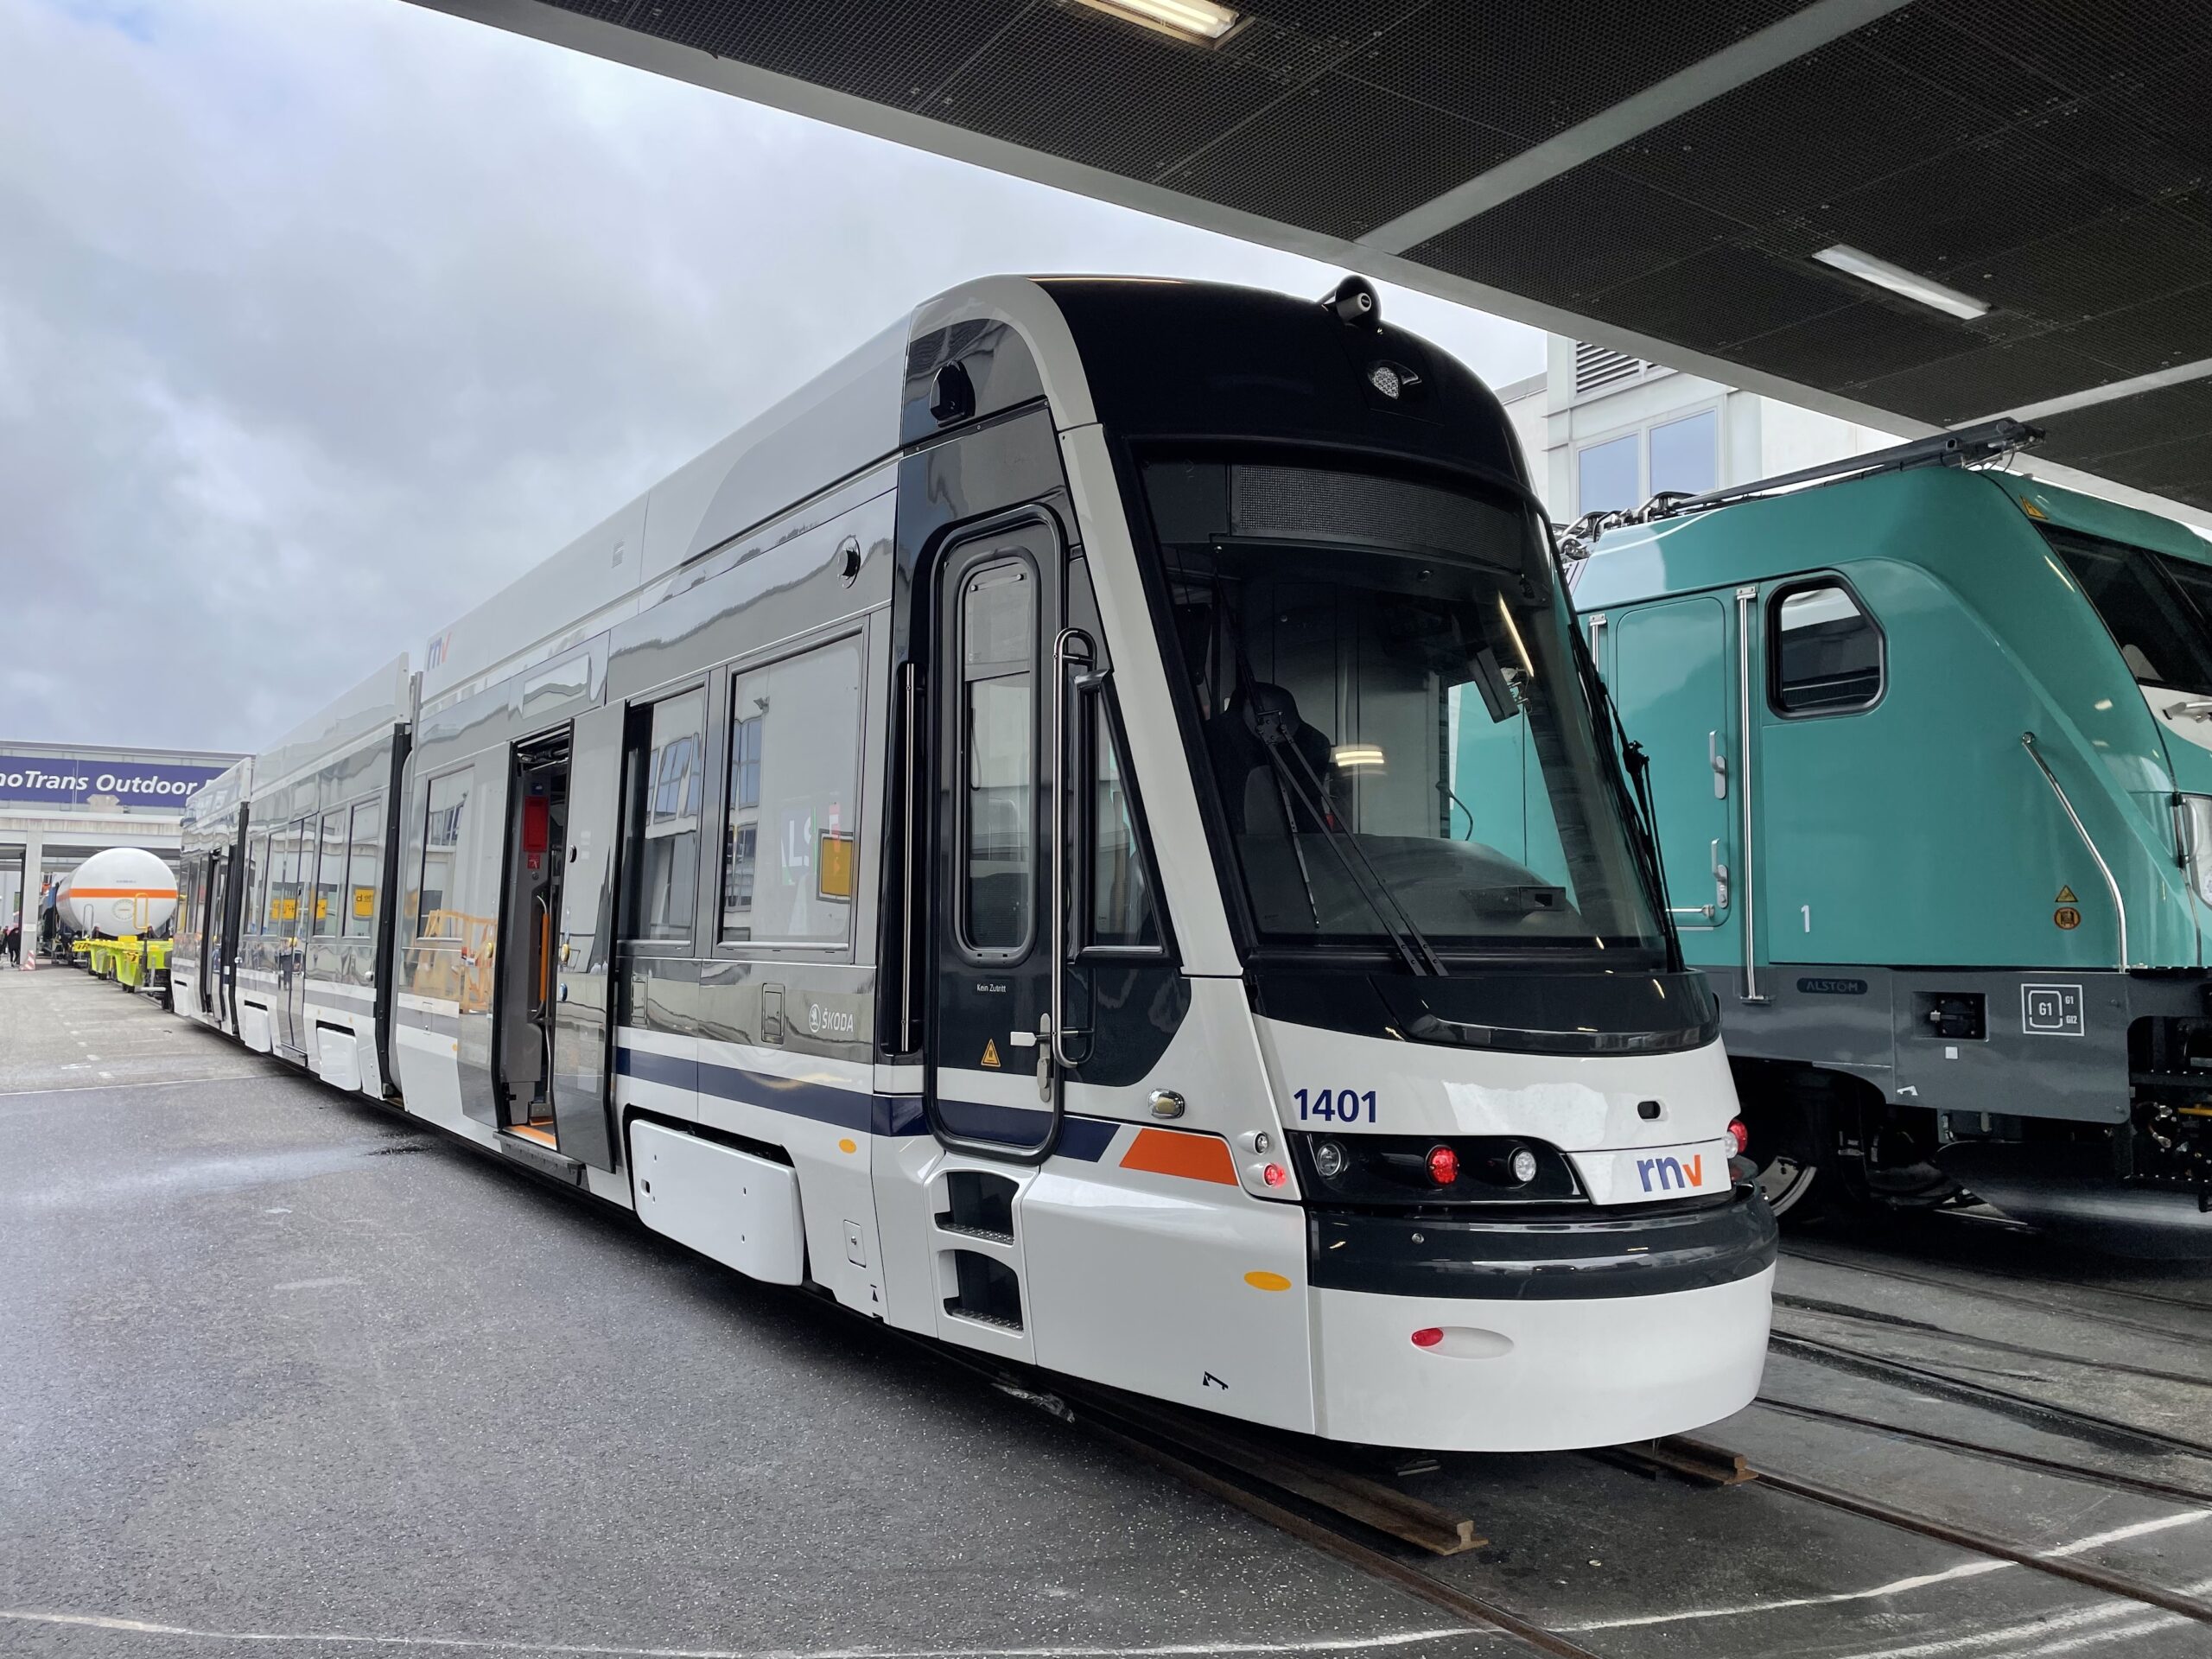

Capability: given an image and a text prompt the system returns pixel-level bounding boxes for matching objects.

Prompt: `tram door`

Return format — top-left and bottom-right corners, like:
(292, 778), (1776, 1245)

(274, 815), (313, 1057)
(492, 734), (571, 1147)
(198, 853), (226, 1016)
(926, 515), (1068, 1160)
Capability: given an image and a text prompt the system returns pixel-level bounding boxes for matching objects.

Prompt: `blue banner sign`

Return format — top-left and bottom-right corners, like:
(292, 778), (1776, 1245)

(0, 755), (229, 809)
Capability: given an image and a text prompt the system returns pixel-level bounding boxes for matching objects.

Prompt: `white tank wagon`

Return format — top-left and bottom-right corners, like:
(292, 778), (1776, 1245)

(172, 276), (1777, 1452)
(64, 847), (179, 938)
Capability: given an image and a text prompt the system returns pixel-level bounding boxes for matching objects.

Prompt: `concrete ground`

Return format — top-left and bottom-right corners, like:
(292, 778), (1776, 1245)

(5, 966), (2212, 1659)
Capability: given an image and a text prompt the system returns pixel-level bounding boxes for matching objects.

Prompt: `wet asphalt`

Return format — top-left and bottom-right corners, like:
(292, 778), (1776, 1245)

(5, 966), (2212, 1659)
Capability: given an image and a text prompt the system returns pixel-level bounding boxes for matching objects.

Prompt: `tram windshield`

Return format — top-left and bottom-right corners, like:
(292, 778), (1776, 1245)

(1143, 459), (1666, 963)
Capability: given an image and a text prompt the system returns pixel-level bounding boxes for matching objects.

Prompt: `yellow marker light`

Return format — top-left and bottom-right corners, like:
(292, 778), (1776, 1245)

(1243, 1271), (1293, 1292)
(836, 1137), (857, 1154)
(1077, 0), (1241, 44)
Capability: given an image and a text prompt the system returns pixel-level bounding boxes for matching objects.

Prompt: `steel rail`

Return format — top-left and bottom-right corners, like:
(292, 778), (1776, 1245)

(1758, 1395), (2212, 1510)
(1752, 1464), (2212, 1626)
(1770, 1330), (2212, 1461)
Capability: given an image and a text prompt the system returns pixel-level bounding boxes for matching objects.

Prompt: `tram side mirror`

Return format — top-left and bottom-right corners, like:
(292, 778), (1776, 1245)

(1465, 646), (1521, 726)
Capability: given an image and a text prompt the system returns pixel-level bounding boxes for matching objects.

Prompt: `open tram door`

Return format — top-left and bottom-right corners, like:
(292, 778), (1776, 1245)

(483, 714), (621, 1177)
(917, 507), (1071, 1343)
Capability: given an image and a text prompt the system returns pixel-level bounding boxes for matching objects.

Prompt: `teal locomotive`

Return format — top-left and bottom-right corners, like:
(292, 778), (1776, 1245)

(1522, 423), (2212, 1253)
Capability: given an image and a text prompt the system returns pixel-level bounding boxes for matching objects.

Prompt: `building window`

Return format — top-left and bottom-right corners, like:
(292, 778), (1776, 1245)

(623, 690), (706, 944)
(720, 637), (862, 946)
(1577, 433), (1640, 515)
(1649, 408), (1719, 498)
(1771, 582), (1884, 715)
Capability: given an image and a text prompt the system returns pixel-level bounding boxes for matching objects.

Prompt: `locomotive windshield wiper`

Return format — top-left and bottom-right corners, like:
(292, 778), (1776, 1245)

(1255, 725), (1450, 977)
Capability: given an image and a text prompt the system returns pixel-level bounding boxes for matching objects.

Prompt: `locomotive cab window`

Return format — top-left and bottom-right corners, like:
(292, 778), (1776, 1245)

(1770, 582), (1883, 715)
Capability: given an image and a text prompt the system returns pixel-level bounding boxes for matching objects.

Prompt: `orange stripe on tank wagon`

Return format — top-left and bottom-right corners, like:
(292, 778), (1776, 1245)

(1118, 1126), (1237, 1185)
(67, 887), (176, 899)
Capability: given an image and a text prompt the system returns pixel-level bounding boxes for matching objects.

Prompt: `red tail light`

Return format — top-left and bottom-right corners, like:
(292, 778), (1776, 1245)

(1726, 1118), (1750, 1154)
(1410, 1327), (1443, 1348)
(1425, 1144), (1459, 1185)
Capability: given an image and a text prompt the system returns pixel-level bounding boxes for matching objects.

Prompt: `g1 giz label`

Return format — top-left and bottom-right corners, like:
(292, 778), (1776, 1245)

(1294, 1087), (1376, 1124)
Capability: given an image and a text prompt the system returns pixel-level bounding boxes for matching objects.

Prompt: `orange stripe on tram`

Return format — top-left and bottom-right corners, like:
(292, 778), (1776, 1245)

(1119, 1127), (1238, 1185)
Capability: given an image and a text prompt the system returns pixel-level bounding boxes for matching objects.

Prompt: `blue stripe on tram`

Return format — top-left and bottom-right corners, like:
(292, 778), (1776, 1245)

(612, 1042), (1116, 1161)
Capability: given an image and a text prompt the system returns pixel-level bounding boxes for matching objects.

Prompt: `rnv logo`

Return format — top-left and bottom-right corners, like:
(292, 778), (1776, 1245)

(1637, 1154), (1704, 1192)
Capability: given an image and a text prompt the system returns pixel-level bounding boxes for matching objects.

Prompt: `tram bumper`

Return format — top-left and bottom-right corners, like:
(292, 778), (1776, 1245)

(1306, 1188), (1776, 1451)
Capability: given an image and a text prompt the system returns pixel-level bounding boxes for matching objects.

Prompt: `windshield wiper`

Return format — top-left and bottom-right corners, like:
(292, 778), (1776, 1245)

(1255, 726), (1451, 977)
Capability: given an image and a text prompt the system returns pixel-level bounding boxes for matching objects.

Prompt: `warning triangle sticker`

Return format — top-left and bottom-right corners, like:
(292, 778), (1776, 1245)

(981, 1039), (1001, 1069)
(2056, 886), (2078, 904)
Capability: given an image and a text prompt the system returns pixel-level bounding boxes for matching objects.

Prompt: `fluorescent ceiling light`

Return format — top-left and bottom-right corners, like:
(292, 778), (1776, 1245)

(1077, 0), (1242, 44)
(1331, 744), (1386, 770)
(1813, 245), (1989, 321)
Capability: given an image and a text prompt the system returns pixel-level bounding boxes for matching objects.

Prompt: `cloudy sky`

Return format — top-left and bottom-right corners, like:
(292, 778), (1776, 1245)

(1, 0), (1541, 755)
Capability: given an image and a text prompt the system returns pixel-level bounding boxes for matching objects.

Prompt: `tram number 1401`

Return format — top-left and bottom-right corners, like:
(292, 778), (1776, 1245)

(1294, 1088), (1377, 1124)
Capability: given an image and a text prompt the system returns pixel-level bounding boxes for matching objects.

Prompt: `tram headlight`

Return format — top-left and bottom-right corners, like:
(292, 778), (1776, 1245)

(1313, 1139), (1348, 1180)
(1509, 1147), (1540, 1185)
(2182, 795), (2212, 907)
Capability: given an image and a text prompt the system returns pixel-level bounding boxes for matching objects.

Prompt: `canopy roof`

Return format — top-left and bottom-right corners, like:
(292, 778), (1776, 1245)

(414, 0), (2212, 517)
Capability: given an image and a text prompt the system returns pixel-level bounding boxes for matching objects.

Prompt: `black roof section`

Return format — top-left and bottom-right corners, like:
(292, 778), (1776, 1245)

(417, 0), (2212, 514)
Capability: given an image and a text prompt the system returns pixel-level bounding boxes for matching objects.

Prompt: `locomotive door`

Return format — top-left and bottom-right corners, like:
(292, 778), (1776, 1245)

(1607, 595), (1739, 968)
(925, 513), (1068, 1159)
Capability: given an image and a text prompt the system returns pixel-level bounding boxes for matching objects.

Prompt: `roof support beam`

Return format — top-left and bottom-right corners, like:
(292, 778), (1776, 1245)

(1993, 356), (2212, 423)
(1357, 0), (1912, 256)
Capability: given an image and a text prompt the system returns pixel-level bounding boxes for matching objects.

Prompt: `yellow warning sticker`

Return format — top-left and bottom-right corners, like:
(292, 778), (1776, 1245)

(981, 1039), (1001, 1069)
(2056, 885), (2078, 904)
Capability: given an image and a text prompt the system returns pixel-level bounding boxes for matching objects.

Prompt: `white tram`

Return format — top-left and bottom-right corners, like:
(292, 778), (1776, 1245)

(171, 276), (1775, 1450)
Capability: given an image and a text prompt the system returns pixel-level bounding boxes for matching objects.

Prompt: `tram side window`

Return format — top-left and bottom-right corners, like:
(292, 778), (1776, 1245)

(265, 824), (301, 938)
(720, 637), (862, 946)
(1085, 695), (1160, 950)
(622, 690), (705, 944)
(311, 810), (346, 938)
(245, 835), (268, 935)
(1770, 582), (1883, 715)
(961, 560), (1036, 956)
(417, 772), (469, 942)
(346, 797), (382, 940)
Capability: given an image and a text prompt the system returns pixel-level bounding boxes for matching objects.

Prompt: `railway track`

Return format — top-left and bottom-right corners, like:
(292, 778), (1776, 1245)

(1785, 1244), (2212, 1345)
(1772, 1290), (2212, 1389)
(1770, 1329), (2212, 1462)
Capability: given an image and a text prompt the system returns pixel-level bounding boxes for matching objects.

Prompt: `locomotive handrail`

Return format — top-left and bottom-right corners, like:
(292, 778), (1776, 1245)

(2021, 730), (2129, 970)
(1733, 587), (1764, 1001)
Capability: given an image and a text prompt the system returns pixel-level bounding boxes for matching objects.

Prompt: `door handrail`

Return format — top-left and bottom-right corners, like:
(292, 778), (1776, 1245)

(2021, 730), (2130, 970)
